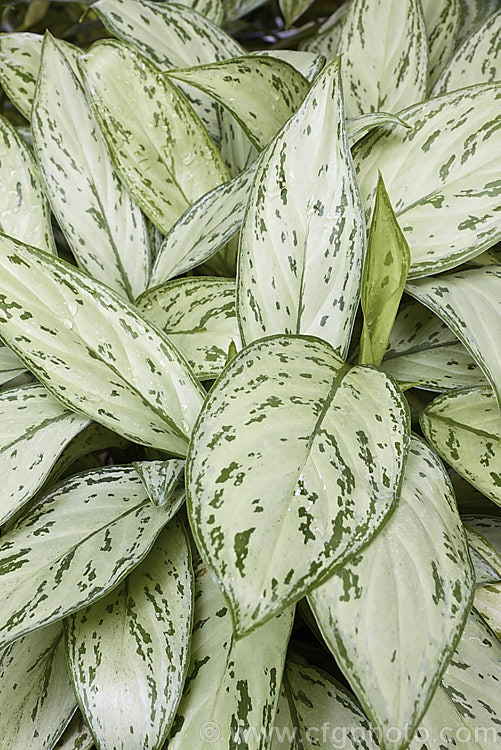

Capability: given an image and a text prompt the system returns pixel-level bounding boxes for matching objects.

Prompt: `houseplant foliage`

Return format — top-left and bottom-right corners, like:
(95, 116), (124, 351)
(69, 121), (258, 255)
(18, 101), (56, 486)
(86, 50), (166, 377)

(0, 0), (499, 747)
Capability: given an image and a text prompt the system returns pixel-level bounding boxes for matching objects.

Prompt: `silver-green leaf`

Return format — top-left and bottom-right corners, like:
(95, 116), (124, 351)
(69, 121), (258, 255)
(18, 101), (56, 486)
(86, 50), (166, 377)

(187, 335), (410, 635)
(381, 300), (488, 391)
(79, 40), (230, 236)
(0, 383), (89, 524)
(0, 115), (54, 255)
(238, 58), (366, 357)
(0, 234), (205, 455)
(32, 34), (150, 300)
(420, 386), (501, 507)
(406, 267), (501, 404)
(434, 9), (501, 94)
(168, 558), (294, 749)
(138, 278), (241, 380)
(168, 55), (309, 150)
(133, 458), (185, 507)
(421, 0), (462, 89)
(0, 622), (76, 750)
(339, 0), (428, 118)
(149, 162), (257, 288)
(355, 84), (501, 277)
(65, 519), (193, 750)
(309, 437), (474, 750)
(0, 466), (183, 648)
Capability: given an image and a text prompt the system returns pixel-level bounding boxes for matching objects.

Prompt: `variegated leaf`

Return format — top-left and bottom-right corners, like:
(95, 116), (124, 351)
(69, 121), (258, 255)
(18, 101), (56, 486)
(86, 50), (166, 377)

(0, 622), (76, 750)
(339, 0), (428, 118)
(168, 55), (309, 150)
(465, 524), (501, 586)
(359, 173), (410, 367)
(421, 0), (462, 89)
(257, 49), (326, 83)
(465, 517), (501, 584)
(238, 58), (366, 357)
(299, 1), (349, 59)
(309, 437), (474, 750)
(149, 161), (257, 288)
(224, 0), (267, 21)
(138, 278), (241, 380)
(133, 458), (185, 507)
(457, 0), (500, 44)
(420, 387), (501, 506)
(0, 235), (205, 455)
(168, 559), (294, 749)
(381, 300), (488, 391)
(0, 115), (54, 255)
(355, 85), (501, 277)
(93, 0), (242, 142)
(54, 712), (94, 750)
(409, 609), (501, 749)
(279, 0), (315, 26)
(174, 0), (224, 23)
(0, 466), (183, 647)
(464, 515), (501, 553)
(273, 652), (379, 750)
(406, 267), (501, 403)
(434, 9), (501, 94)
(33, 35), (150, 301)
(65, 519), (193, 750)
(79, 40), (229, 236)
(187, 335), (410, 635)
(0, 33), (79, 121)
(0, 344), (27, 388)
(0, 384), (89, 524)
(346, 112), (411, 147)
(0, 33), (43, 119)
(474, 583), (501, 638)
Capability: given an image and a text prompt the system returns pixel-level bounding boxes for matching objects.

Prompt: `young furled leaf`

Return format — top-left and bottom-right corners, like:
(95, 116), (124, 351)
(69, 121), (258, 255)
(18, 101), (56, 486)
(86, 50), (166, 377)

(0, 466), (184, 648)
(309, 438), (474, 750)
(408, 609), (501, 749)
(0, 234), (205, 456)
(355, 84), (501, 277)
(275, 652), (379, 750)
(0, 116), (55, 256)
(133, 458), (185, 507)
(434, 9), (501, 93)
(0, 384), (89, 524)
(421, 0), (462, 89)
(187, 335), (410, 635)
(65, 520), (193, 750)
(0, 623), (76, 750)
(238, 58), (366, 358)
(138, 278), (241, 380)
(380, 301), (488, 392)
(339, 0), (428, 118)
(420, 387), (501, 507)
(406, 267), (501, 405)
(359, 174), (411, 367)
(148, 162), (257, 288)
(79, 41), (230, 236)
(32, 35), (150, 301)
(167, 55), (310, 150)
(167, 559), (294, 749)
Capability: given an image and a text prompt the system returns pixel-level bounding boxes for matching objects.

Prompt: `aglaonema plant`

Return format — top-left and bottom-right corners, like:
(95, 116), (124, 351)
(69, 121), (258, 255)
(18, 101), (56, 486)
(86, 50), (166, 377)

(0, 0), (499, 748)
